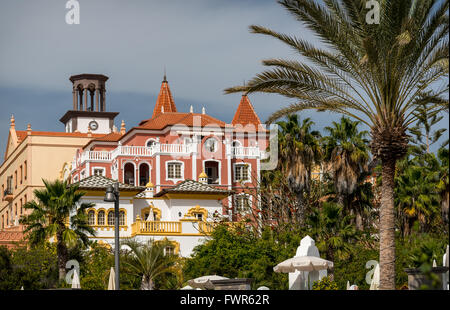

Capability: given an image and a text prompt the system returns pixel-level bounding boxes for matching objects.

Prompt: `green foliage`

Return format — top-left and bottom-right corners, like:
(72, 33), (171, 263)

(333, 243), (378, 290)
(312, 276), (338, 290)
(79, 242), (114, 290)
(0, 243), (59, 290)
(183, 225), (302, 290)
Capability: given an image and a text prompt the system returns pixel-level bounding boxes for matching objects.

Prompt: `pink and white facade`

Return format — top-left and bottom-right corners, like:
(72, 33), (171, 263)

(69, 74), (270, 219)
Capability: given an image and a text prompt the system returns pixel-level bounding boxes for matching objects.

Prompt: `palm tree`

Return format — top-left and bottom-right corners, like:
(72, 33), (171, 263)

(436, 146), (449, 226)
(225, 0), (449, 289)
(277, 115), (322, 222)
(121, 238), (178, 290)
(322, 117), (370, 211)
(409, 103), (447, 155)
(395, 156), (441, 236)
(20, 179), (95, 281)
(306, 202), (356, 266)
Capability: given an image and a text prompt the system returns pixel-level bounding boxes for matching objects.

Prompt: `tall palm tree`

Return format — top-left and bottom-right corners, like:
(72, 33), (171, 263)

(225, 0), (448, 289)
(20, 179), (95, 281)
(322, 116), (370, 209)
(276, 115), (322, 222)
(121, 238), (178, 290)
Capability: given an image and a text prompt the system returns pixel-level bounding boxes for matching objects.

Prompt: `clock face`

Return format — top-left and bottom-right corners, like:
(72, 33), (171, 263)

(89, 121), (99, 131)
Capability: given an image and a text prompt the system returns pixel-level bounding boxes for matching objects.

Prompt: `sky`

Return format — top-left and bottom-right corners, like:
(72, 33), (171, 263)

(0, 0), (448, 155)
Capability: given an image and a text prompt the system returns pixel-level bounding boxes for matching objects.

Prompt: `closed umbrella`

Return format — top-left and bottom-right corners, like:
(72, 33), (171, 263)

(370, 264), (380, 290)
(273, 256), (333, 273)
(187, 275), (229, 289)
(108, 267), (115, 290)
(71, 269), (81, 289)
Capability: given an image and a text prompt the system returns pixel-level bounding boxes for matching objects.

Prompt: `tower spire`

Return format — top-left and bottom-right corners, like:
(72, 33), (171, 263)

(163, 66), (167, 83)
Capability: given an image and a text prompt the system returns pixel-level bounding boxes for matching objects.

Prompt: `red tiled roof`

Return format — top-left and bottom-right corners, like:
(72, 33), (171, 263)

(138, 112), (227, 130)
(15, 131), (104, 139)
(91, 132), (123, 142)
(152, 78), (177, 118)
(232, 95), (261, 126)
(16, 131), (28, 143)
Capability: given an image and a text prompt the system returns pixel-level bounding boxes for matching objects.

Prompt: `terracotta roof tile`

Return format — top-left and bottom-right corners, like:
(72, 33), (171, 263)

(91, 132), (123, 142)
(232, 95), (261, 126)
(138, 112), (226, 130)
(15, 131), (104, 139)
(152, 79), (177, 118)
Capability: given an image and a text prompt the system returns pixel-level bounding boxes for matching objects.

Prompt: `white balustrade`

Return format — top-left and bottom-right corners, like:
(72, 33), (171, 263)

(231, 146), (260, 157)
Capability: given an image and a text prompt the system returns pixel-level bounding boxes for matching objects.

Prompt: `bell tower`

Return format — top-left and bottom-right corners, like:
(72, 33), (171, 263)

(59, 74), (119, 134)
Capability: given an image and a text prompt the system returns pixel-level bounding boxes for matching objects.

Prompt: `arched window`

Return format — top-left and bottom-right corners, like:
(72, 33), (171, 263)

(107, 211), (115, 226)
(119, 211), (125, 226)
(139, 163), (150, 186)
(146, 139), (157, 147)
(97, 210), (105, 225)
(88, 210), (96, 225)
(232, 140), (242, 147)
(124, 163), (135, 185)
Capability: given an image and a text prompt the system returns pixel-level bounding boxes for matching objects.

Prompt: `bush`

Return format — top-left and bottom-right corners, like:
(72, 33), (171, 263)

(312, 276), (338, 290)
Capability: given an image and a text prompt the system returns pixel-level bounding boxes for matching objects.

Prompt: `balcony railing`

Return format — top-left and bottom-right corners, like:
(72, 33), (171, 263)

(131, 220), (182, 235)
(231, 146), (260, 157)
(78, 143), (263, 165)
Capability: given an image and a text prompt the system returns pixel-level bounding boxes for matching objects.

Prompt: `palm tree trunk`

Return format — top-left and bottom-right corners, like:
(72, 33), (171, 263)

(379, 159), (396, 290)
(56, 230), (68, 282)
(141, 276), (154, 290)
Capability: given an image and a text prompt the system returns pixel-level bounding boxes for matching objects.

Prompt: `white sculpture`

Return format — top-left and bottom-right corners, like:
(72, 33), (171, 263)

(288, 235), (328, 290)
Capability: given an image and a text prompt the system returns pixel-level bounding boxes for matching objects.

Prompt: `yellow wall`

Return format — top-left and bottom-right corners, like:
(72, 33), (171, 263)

(0, 132), (94, 230)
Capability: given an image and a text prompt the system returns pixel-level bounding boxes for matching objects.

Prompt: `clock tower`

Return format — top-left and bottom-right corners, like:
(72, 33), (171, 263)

(59, 74), (119, 134)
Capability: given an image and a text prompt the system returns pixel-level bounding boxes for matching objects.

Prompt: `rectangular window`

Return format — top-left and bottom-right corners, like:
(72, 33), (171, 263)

(24, 161), (27, 180)
(234, 164), (249, 182)
(15, 171), (17, 189)
(93, 168), (105, 176)
(15, 203), (17, 216)
(6, 176), (13, 193)
(20, 199), (22, 215)
(235, 195), (250, 212)
(165, 246), (175, 256)
(167, 163), (182, 179)
(20, 165), (23, 184)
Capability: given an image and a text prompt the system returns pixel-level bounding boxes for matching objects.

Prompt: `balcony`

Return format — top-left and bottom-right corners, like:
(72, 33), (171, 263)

(130, 218), (243, 237)
(2, 189), (13, 202)
(231, 146), (261, 157)
(78, 143), (265, 166)
(131, 220), (182, 235)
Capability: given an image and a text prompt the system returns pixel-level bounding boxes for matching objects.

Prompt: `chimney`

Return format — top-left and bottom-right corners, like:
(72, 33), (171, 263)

(202, 107), (206, 114)
(27, 124), (32, 135)
(190, 105), (194, 113)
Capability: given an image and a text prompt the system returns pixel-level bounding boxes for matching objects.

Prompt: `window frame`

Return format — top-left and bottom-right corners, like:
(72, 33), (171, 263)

(166, 161), (184, 182)
(233, 163), (251, 183)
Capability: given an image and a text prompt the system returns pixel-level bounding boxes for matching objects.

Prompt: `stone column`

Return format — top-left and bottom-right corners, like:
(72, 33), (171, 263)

(73, 89), (78, 110)
(102, 89), (106, 111)
(84, 87), (88, 111)
(95, 88), (100, 112)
